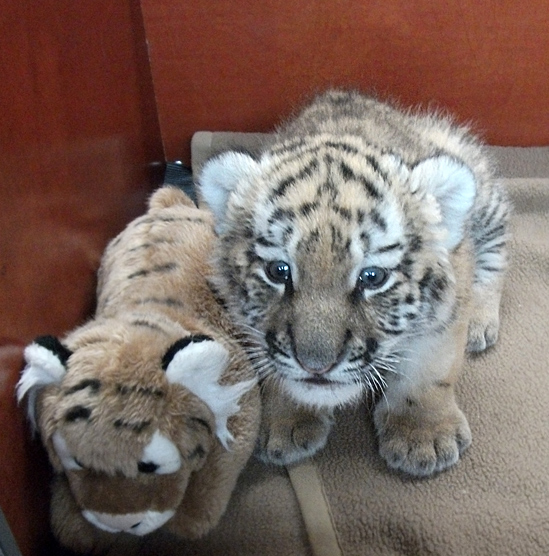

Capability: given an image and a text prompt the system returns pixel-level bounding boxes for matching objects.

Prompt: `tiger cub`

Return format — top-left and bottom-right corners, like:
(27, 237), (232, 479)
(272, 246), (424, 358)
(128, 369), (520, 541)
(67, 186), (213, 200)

(198, 90), (510, 476)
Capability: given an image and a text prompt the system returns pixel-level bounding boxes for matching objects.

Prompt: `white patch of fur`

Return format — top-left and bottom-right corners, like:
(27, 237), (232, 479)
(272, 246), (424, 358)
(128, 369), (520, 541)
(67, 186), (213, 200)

(82, 508), (175, 536)
(17, 343), (67, 427)
(410, 156), (476, 250)
(372, 198), (406, 248)
(165, 340), (256, 448)
(141, 430), (182, 474)
(199, 151), (260, 234)
(380, 153), (409, 182)
(283, 377), (363, 409)
(52, 432), (83, 471)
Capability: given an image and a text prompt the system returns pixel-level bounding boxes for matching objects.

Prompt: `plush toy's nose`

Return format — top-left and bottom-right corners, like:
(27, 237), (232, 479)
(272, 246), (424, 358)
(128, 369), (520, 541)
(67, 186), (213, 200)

(82, 509), (175, 536)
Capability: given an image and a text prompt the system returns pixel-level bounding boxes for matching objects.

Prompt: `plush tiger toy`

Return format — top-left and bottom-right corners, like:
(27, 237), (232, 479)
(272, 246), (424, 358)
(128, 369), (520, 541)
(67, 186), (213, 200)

(198, 90), (510, 477)
(17, 187), (260, 554)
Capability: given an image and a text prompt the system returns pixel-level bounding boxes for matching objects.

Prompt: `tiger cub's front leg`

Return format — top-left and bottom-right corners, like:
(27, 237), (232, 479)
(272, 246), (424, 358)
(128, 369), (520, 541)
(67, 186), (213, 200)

(374, 319), (472, 477)
(256, 377), (334, 466)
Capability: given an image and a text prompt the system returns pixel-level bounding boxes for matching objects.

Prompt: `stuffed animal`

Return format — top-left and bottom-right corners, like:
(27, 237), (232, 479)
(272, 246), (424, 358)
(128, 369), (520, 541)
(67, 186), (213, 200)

(16, 186), (260, 554)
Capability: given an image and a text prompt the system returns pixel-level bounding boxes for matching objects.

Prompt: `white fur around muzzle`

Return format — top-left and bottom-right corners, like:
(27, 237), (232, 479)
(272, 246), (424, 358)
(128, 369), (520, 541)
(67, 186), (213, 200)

(82, 508), (175, 536)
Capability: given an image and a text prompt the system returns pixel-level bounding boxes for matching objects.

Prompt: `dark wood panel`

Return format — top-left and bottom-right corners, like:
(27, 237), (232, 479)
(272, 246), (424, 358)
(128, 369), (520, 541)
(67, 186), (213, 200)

(0, 1), (163, 554)
(141, 0), (549, 163)
(0, 0), (163, 341)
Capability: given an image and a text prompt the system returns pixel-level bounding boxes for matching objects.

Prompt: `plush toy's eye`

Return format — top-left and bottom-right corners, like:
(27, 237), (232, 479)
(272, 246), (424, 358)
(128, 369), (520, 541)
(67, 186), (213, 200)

(265, 260), (292, 284)
(357, 267), (390, 291)
(189, 444), (206, 460)
(52, 431), (86, 471)
(138, 461), (159, 474)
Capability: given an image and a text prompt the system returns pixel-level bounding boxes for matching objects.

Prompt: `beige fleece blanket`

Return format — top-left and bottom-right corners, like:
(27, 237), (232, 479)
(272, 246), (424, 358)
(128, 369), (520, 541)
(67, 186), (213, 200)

(108, 138), (549, 556)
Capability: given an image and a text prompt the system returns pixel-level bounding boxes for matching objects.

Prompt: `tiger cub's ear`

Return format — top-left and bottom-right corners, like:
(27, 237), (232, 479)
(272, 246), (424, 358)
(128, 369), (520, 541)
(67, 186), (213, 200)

(409, 155), (477, 250)
(162, 335), (256, 449)
(198, 151), (260, 234)
(17, 335), (72, 427)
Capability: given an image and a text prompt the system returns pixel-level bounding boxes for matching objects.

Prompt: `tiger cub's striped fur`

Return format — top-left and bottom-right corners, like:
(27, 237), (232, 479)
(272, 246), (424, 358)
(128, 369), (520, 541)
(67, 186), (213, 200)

(199, 90), (510, 476)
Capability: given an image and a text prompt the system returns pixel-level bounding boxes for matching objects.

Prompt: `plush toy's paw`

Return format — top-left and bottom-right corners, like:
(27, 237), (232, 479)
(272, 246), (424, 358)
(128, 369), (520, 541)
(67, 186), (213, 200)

(374, 402), (471, 477)
(256, 405), (333, 466)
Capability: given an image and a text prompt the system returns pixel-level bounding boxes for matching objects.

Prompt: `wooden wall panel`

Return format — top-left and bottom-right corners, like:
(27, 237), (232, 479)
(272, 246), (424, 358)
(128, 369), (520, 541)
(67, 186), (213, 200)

(141, 0), (549, 164)
(0, 1), (163, 554)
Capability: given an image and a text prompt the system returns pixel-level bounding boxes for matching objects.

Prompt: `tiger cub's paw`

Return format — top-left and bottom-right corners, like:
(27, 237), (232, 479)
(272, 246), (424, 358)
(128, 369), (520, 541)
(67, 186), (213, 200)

(374, 403), (472, 477)
(467, 286), (502, 353)
(256, 407), (334, 466)
(467, 315), (499, 353)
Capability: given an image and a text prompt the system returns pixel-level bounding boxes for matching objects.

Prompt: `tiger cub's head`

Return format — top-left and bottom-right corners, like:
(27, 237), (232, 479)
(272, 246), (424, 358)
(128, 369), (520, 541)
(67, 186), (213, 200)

(199, 135), (476, 408)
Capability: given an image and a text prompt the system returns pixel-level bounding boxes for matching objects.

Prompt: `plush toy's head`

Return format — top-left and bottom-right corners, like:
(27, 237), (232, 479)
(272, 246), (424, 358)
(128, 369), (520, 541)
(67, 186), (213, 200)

(16, 187), (260, 552)
(18, 323), (253, 537)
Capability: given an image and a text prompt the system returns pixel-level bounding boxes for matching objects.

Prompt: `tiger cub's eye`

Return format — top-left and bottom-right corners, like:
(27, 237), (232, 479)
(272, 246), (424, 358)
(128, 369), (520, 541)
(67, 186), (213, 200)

(265, 261), (292, 284)
(357, 267), (389, 290)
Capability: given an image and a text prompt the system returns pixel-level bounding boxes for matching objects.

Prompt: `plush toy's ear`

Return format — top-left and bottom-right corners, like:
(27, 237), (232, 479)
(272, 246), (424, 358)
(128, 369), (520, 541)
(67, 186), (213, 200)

(162, 335), (256, 449)
(17, 335), (71, 427)
(409, 155), (476, 250)
(198, 151), (260, 234)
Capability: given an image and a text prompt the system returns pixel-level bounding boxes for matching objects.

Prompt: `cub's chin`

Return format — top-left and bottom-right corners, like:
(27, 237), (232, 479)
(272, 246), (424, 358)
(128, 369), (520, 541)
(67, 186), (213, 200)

(281, 376), (363, 408)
